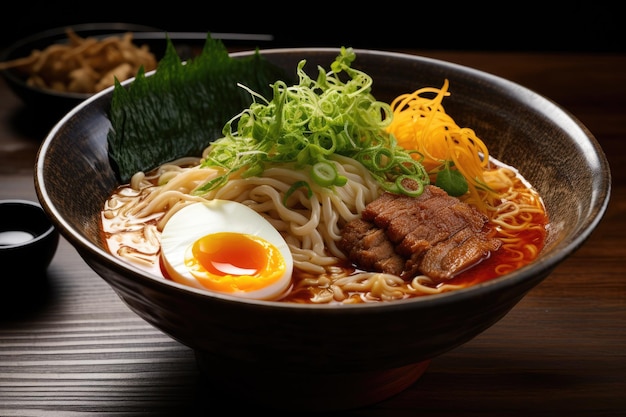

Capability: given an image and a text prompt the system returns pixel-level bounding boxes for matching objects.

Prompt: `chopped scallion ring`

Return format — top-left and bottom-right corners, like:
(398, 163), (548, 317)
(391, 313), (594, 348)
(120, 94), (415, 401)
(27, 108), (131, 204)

(311, 161), (339, 187)
(396, 175), (424, 197)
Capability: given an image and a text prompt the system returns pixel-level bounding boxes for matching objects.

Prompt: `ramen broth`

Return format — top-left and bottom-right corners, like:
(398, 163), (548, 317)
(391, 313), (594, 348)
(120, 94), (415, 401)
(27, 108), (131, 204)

(101, 158), (548, 304)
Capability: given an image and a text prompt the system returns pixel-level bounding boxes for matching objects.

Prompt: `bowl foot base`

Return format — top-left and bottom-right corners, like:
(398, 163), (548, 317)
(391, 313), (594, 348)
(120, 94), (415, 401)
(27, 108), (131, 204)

(194, 350), (430, 411)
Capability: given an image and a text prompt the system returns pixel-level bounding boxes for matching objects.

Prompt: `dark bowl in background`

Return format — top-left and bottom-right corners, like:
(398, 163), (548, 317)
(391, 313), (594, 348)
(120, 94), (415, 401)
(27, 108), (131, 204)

(0, 23), (165, 117)
(34, 48), (611, 411)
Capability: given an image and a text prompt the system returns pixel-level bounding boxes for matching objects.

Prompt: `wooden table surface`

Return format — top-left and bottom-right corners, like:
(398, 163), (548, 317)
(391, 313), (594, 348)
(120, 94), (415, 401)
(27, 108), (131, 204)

(1, 49), (624, 416)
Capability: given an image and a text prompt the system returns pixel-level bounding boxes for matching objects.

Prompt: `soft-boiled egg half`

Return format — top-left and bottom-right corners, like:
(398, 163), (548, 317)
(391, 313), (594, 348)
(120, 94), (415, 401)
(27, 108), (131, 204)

(160, 200), (293, 300)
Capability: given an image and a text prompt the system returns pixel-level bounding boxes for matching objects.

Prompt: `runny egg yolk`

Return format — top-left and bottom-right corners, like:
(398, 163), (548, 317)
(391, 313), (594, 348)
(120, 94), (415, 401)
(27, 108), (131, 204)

(186, 231), (287, 294)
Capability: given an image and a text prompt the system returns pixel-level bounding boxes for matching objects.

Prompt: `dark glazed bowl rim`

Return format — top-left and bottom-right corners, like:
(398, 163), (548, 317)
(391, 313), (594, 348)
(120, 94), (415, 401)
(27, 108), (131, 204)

(35, 47), (612, 312)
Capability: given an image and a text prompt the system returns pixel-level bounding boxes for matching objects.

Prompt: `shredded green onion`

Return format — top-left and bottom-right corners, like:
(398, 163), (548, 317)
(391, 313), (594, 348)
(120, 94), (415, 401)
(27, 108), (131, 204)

(283, 180), (313, 206)
(194, 47), (430, 197)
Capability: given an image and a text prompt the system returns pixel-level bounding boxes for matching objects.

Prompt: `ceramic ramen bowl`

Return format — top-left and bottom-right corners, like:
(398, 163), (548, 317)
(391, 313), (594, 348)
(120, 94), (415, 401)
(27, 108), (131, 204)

(34, 48), (611, 411)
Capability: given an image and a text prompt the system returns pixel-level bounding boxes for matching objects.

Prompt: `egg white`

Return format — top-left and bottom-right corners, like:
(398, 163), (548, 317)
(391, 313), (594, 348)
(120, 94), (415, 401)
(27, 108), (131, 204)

(160, 200), (293, 300)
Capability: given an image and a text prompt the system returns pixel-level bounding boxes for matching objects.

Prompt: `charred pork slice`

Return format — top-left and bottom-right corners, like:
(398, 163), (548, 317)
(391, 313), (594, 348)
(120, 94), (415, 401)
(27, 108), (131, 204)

(339, 185), (502, 281)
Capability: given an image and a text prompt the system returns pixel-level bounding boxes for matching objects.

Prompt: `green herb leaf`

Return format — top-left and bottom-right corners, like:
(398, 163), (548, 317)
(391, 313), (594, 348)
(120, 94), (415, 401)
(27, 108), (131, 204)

(106, 34), (291, 183)
(435, 165), (469, 197)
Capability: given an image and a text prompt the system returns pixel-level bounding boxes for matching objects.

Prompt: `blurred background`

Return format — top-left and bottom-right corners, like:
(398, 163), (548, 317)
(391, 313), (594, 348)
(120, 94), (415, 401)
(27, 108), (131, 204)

(1, 3), (623, 52)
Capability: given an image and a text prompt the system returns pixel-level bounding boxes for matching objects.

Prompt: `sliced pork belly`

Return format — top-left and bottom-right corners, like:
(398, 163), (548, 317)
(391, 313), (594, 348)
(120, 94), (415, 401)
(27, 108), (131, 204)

(339, 185), (501, 281)
(341, 218), (406, 276)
